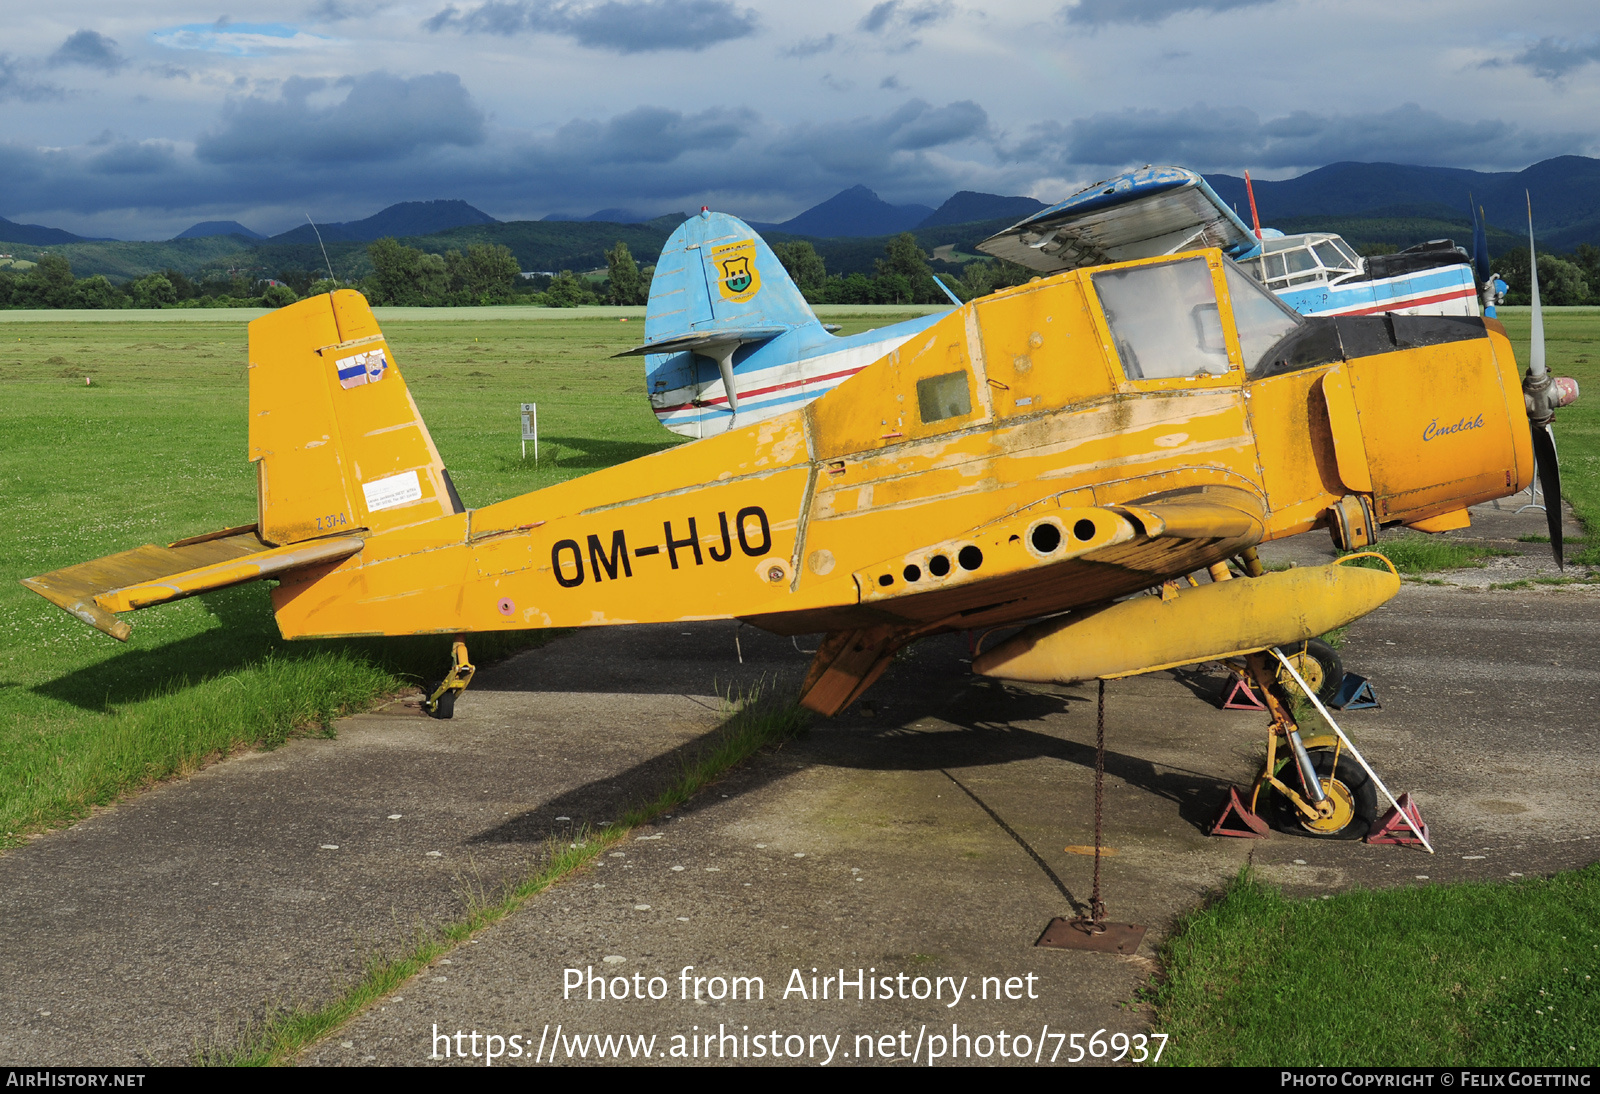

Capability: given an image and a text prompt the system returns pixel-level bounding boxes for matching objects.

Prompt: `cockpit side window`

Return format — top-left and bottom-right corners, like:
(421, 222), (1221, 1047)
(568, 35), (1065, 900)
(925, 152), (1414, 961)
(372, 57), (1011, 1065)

(1091, 258), (1231, 380)
(1223, 260), (1304, 375)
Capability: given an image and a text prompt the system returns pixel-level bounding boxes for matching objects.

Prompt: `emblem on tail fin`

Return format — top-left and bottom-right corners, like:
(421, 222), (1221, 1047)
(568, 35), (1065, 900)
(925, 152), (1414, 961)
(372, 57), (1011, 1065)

(712, 240), (761, 302)
(335, 347), (389, 389)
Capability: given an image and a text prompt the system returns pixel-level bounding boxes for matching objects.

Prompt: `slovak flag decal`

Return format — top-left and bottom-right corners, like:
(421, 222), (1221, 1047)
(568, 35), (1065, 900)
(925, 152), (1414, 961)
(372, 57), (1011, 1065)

(336, 347), (388, 389)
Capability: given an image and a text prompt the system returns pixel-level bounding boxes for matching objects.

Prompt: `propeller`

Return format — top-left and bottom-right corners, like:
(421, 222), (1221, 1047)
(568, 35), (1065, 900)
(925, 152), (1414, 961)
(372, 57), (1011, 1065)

(1471, 196), (1490, 288)
(1522, 192), (1579, 568)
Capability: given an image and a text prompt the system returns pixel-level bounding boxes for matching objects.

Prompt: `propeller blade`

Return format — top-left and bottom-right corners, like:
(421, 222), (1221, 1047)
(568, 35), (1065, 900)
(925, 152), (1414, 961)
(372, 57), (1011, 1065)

(1530, 422), (1564, 569)
(1472, 198), (1490, 286)
(1527, 191), (1546, 380)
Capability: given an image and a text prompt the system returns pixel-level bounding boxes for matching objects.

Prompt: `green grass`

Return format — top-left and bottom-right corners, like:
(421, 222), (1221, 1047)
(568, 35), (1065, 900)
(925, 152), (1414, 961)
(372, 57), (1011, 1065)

(200, 685), (809, 1066)
(1153, 866), (1600, 1066)
(0, 310), (926, 845)
(0, 310), (916, 845)
(1343, 537), (1518, 574)
(1498, 309), (1600, 535)
(1159, 310), (1600, 1065)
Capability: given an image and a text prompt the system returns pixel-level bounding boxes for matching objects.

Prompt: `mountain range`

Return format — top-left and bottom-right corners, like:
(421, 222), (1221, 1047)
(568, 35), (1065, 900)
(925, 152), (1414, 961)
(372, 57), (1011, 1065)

(0, 217), (111, 246)
(174, 220), (266, 241)
(6, 156), (1598, 285)
(13, 156), (1598, 253)
(1204, 156), (1600, 253)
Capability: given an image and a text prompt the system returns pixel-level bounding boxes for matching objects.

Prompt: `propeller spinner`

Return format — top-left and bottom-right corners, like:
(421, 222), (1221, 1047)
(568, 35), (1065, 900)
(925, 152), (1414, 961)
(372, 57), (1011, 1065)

(1522, 193), (1581, 568)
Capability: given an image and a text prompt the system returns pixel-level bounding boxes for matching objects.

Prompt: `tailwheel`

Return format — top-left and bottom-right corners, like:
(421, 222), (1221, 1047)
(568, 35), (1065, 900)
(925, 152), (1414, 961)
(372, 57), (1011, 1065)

(421, 638), (475, 720)
(1273, 638), (1343, 705)
(1271, 748), (1377, 840)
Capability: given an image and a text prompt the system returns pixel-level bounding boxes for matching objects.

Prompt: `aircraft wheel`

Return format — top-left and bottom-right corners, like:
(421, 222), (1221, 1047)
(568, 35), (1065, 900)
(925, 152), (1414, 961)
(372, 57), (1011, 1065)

(1273, 638), (1343, 704)
(1271, 749), (1376, 840)
(425, 688), (456, 720)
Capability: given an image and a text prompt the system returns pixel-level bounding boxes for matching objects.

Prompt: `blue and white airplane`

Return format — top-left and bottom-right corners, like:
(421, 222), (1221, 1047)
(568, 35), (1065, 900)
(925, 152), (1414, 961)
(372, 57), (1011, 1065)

(623, 208), (953, 440)
(629, 169), (1497, 441)
(977, 165), (1486, 319)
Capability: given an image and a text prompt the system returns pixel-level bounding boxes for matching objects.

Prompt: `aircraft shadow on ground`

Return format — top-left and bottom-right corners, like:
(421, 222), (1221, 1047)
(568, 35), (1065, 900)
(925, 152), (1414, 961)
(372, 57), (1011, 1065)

(467, 621), (816, 696)
(31, 584), (457, 713)
(497, 435), (683, 472)
(470, 635), (1239, 860)
(31, 586), (284, 712)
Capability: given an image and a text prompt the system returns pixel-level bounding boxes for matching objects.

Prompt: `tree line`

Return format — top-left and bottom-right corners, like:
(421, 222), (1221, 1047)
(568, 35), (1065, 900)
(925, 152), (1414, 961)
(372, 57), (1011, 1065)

(1490, 244), (1600, 307)
(770, 233), (1035, 305)
(9, 232), (1599, 311)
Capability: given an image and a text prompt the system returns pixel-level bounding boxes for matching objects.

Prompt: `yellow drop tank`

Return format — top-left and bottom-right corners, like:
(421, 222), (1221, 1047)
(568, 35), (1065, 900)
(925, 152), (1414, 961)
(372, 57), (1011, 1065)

(972, 561), (1400, 684)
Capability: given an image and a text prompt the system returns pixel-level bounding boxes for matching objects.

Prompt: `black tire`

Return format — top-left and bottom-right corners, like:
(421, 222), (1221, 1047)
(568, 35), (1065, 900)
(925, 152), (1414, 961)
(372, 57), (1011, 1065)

(1274, 638), (1344, 705)
(1270, 748), (1377, 840)
(425, 689), (456, 720)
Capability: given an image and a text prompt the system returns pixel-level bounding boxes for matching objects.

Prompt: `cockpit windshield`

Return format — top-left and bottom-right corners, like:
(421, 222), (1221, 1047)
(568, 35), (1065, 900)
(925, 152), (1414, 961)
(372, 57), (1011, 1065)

(1223, 259), (1303, 375)
(1244, 233), (1362, 291)
(1091, 257), (1230, 380)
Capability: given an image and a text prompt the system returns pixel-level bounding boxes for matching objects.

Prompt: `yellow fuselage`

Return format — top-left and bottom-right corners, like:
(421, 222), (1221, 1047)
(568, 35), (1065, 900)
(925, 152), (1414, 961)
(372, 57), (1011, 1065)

(268, 251), (1532, 642)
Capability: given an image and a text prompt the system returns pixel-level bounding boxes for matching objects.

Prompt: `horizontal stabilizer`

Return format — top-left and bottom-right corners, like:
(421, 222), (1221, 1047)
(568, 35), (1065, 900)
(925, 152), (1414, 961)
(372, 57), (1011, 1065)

(614, 327), (789, 358)
(21, 524), (362, 641)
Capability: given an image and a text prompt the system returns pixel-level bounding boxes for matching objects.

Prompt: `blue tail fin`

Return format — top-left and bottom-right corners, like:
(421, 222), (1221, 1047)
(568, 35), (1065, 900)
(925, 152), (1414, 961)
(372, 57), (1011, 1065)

(627, 210), (827, 436)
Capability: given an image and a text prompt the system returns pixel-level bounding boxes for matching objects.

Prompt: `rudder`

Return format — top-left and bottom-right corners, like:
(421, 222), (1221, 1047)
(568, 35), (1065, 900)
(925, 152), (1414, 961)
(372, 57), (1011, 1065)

(248, 290), (462, 545)
(640, 210), (828, 437)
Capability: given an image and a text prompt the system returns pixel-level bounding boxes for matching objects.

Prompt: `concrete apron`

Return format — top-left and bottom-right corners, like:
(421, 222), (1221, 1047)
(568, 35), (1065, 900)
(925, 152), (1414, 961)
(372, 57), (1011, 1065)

(3, 510), (1598, 1067)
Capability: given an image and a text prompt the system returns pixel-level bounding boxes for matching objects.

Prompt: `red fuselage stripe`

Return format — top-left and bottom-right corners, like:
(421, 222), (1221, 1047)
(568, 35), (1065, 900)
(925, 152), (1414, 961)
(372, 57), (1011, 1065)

(1333, 286), (1476, 317)
(653, 363), (869, 415)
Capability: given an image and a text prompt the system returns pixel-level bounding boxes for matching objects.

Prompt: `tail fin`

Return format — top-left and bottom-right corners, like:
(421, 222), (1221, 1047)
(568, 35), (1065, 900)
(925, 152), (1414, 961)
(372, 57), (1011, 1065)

(249, 290), (463, 545)
(633, 211), (827, 437)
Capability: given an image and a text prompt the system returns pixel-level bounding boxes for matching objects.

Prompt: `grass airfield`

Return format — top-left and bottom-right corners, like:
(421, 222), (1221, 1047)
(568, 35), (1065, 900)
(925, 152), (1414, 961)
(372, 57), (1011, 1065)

(0, 307), (930, 843)
(1, 303), (1597, 1066)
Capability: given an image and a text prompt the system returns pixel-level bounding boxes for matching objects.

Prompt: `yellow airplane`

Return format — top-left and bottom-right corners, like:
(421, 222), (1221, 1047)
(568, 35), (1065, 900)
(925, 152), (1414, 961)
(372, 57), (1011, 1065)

(23, 241), (1575, 839)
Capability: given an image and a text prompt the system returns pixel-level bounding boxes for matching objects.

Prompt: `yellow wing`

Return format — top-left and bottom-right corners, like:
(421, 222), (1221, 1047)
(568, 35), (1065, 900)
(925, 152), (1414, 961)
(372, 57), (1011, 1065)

(786, 485), (1265, 715)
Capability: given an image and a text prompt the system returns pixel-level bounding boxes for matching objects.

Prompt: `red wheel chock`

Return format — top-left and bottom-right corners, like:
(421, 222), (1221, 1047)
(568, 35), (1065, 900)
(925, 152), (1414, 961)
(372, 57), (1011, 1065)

(1366, 792), (1430, 846)
(1220, 672), (1268, 710)
(1211, 786), (1272, 838)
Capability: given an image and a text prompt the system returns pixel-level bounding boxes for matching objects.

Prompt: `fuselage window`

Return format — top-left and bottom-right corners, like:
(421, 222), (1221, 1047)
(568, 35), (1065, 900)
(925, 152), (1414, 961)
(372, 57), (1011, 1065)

(916, 371), (973, 423)
(1092, 257), (1230, 380)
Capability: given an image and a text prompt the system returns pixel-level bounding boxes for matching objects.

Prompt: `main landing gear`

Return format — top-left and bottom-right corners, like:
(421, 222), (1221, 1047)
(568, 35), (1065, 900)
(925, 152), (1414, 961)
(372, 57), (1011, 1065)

(422, 638), (475, 720)
(1219, 651), (1378, 840)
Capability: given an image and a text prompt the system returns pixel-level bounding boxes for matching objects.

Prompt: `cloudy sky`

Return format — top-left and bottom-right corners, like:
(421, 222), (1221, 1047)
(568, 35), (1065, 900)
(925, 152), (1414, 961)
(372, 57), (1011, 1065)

(3, 0), (1596, 238)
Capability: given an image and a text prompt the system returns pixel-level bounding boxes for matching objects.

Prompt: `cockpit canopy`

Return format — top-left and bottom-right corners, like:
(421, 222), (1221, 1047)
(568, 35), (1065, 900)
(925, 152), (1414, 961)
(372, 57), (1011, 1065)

(1239, 234), (1362, 292)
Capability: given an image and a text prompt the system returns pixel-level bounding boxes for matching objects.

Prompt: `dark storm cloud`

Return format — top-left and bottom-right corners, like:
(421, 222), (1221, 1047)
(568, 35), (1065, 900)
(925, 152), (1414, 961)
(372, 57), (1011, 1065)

(1498, 37), (1600, 81)
(549, 105), (755, 163)
(0, 55), (61, 101)
(858, 1), (950, 33)
(856, 0), (951, 50)
(772, 98), (987, 179)
(424, 0), (759, 53)
(195, 71), (485, 165)
(0, 93), (994, 235)
(49, 30), (128, 72)
(306, 0), (398, 20)
(88, 140), (180, 175)
(784, 33), (836, 57)
(1034, 103), (1579, 171)
(1059, 0), (1274, 26)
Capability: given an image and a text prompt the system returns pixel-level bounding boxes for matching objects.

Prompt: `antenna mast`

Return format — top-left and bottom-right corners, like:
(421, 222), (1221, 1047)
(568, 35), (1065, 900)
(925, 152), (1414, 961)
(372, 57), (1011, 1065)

(306, 214), (336, 284)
